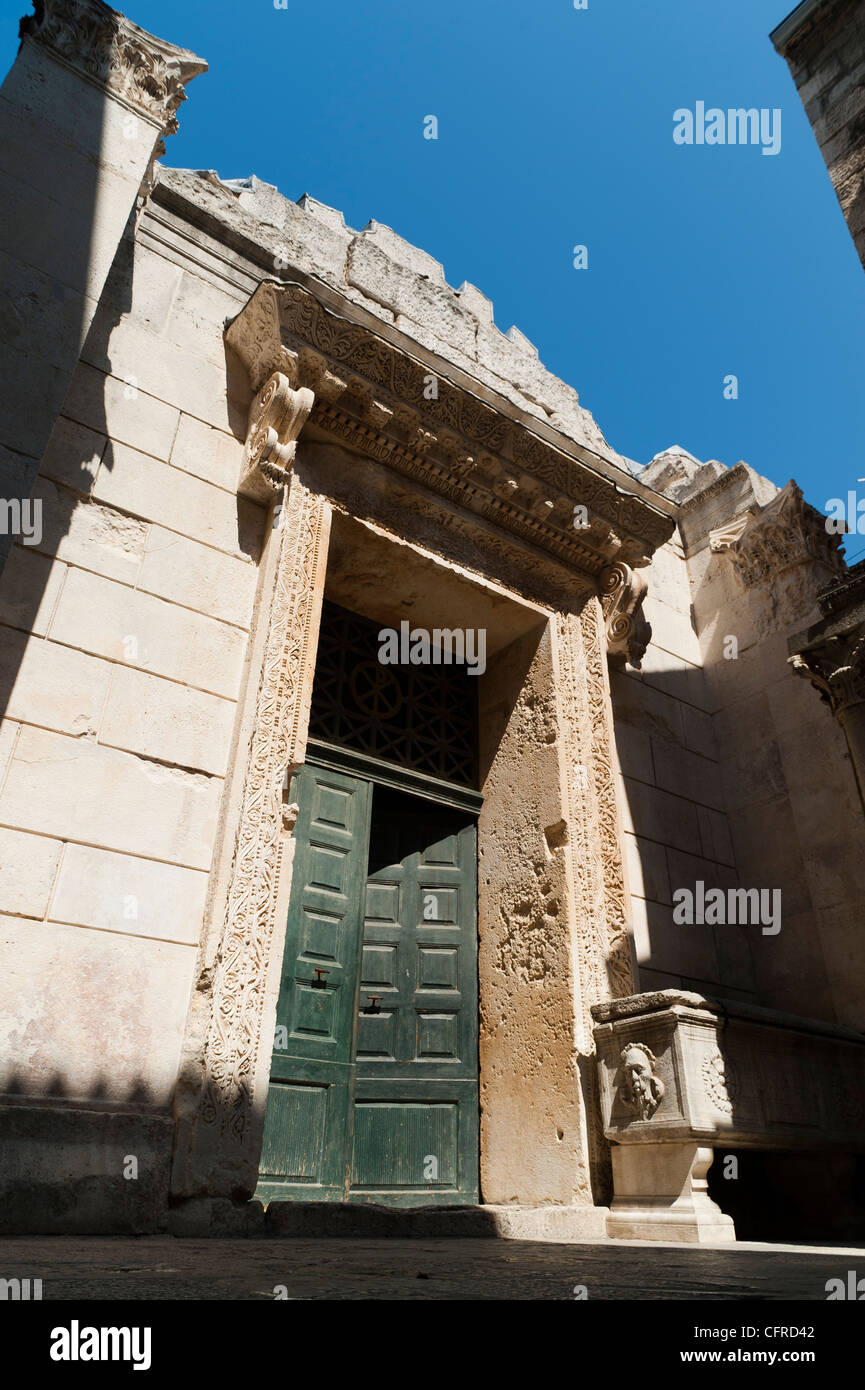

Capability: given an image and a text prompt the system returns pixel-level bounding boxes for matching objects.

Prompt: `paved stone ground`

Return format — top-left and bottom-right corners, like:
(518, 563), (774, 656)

(2, 1235), (864, 1299)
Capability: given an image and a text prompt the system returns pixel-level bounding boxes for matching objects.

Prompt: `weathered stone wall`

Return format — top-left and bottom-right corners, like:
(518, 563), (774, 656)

(621, 448), (865, 1032)
(0, 180), (268, 1227)
(478, 624), (594, 1206)
(152, 168), (645, 486)
(682, 467), (865, 1031)
(609, 520), (749, 1001)
(773, 0), (865, 273)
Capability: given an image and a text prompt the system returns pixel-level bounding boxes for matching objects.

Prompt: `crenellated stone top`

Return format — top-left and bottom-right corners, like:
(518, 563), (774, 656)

(19, 0), (207, 134)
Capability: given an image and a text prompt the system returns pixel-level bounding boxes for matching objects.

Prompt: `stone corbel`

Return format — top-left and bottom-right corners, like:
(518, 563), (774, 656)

(599, 561), (651, 670)
(239, 372), (314, 503)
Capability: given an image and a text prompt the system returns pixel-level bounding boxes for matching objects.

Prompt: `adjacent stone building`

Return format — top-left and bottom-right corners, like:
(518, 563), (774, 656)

(772, 0), (865, 273)
(1, 0), (864, 1243)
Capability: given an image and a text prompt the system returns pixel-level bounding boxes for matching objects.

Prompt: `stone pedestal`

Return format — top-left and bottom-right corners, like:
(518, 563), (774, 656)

(593, 989), (865, 1243)
(608, 1142), (734, 1243)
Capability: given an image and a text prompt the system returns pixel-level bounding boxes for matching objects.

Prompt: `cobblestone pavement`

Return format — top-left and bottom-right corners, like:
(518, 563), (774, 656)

(2, 1236), (863, 1300)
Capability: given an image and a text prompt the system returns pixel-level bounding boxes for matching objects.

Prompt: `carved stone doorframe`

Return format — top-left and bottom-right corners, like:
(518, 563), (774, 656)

(171, 280), (673, 1217)
(171, 375), (331, 1203)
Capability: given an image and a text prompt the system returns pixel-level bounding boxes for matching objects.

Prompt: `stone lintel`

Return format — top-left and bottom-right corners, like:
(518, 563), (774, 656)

(226, 280), (675, 579)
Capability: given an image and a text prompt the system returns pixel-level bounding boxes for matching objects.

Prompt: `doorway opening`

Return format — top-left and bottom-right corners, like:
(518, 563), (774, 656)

(257, 598), (481, 1205)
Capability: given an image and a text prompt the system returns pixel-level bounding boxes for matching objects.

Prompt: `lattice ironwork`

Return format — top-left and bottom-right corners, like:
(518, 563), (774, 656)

(308, 601), (478, 787)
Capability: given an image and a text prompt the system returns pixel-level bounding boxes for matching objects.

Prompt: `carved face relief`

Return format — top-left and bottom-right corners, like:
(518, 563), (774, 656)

(619, 1043), (665, 1120)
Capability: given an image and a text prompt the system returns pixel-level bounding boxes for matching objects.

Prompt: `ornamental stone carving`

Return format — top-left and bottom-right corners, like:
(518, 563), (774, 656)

(20, 0), (207, 134)
(789, 629), (865, 717)
(195, 479), (330, 1167)
(702, 1051), (735, 1116)
(619, 1042), (665, 1120)
(225, 280), (675, 576)
(710, 480), (844, 591)
(239, 372), (314, 503)
(599, 561), (651, 669)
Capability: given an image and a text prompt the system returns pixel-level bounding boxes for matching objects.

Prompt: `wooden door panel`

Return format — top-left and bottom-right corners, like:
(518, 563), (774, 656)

(350, 786), (479, 1203)
(256, 764), (372, 1204)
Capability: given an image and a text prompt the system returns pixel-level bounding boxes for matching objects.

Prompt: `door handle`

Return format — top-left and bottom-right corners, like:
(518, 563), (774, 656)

(310, 968), (330, 989)
(363, 995), (382, 1015)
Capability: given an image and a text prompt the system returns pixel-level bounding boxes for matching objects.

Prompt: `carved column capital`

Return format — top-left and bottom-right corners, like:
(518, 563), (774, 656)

(710, 480), (844, 592)
(20, 0), (207, 136)
(599, 561), (651, 670)
(789, 628), (865, 718)
(239, 372), (314, 503)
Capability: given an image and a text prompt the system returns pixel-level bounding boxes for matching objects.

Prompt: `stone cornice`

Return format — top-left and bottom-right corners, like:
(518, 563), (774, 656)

(678, 461), (752, 513)
(226, 280), (675, 578)
(20, 0), (207, 135)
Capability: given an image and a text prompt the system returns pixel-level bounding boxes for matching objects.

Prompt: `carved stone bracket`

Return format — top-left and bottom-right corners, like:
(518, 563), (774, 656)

(239, 372), (314, 503)
(20, 0), (207, 135)
(599, 562), (650, 669)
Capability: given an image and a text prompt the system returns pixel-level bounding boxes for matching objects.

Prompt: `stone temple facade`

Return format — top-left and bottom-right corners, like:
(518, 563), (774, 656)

(1, 0), (865, 1243)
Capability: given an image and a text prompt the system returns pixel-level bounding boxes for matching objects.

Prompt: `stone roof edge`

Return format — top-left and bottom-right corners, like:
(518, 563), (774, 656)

(148, 167), (680, 525)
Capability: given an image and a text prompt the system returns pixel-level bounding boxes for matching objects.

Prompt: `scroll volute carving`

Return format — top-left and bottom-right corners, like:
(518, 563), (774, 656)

(239, 371), (314, 503)
(599, 561), (651, 670)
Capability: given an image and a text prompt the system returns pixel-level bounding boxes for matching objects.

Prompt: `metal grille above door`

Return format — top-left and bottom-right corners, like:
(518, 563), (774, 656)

(308, 600), (478, 788)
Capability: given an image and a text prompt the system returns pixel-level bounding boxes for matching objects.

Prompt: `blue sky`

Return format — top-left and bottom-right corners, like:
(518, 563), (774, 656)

(4, 0), (864, 543)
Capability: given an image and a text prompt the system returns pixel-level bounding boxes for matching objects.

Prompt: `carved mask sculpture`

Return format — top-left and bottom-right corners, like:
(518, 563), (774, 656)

(620, 1042), (665, 1121)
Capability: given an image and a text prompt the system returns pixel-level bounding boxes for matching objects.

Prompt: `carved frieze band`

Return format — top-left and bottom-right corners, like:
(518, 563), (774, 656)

(557, 598), (634, 1202)
(199, 477), (330, 1144)
(558, 600), (635, 1032)
(20, 0), (207, 134)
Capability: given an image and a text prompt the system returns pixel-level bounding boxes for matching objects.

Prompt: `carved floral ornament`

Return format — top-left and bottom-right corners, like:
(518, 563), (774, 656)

(226, 280), (674, 590)
(20, 0), (207, 134)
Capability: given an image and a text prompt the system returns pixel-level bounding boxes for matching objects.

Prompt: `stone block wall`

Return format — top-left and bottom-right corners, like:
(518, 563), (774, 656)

(610, 527), (752, 1001)
(0, 214), (267, 1175)
(621, 448), (865, 1033)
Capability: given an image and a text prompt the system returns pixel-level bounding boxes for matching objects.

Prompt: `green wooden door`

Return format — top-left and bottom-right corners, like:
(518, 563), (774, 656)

(350, 786), (479, 1205)
(257, 759), (479, 1205)
(256, 763), (372, 1202)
